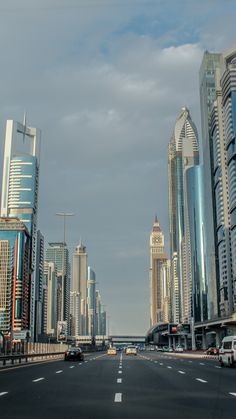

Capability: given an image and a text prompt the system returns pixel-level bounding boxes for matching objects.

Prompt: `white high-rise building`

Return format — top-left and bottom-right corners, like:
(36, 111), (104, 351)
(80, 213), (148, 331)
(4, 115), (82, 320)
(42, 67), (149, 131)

(72, 242), (88, 335)
(168, 108), (199, 323)
(0, 118), (41, 338)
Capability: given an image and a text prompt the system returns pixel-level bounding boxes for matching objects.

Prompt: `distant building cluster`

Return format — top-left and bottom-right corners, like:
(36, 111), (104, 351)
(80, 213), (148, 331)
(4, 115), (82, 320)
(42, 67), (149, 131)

(150, 47), (236, 346)
(0, 118), (106, 344)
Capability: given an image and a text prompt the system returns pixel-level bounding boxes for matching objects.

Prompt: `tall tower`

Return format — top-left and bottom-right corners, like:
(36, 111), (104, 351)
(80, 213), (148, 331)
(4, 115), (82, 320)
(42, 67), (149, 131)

(45, 242), (70, 326)
(0, 218), (30, 334)
(199, 52), (222, 319)
(72, 242), (88, 335)
(218, 48), (236, 315)
(168, 107), (199, 323)
(149, 217), (168, 326)
(87, 267), (96, 337)
(0, 118), (41, 337)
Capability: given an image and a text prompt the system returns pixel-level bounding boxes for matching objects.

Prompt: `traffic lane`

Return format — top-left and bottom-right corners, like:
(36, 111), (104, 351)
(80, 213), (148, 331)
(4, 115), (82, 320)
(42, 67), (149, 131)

(0, 354), (120, 419)
(0, 353), (106, 395)
(138, 353), (236, 414)
(132, 354), (235, 419)
(144, 351), (236, 393)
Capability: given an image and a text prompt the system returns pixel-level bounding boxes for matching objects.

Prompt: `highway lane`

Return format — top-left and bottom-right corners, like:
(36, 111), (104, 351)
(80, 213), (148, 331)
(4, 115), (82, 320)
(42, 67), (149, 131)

(0, 351), (235, 419)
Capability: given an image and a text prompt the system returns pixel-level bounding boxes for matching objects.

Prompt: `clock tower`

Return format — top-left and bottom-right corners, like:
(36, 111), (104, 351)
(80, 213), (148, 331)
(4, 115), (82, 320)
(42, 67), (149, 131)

(149, 216), (169, 326)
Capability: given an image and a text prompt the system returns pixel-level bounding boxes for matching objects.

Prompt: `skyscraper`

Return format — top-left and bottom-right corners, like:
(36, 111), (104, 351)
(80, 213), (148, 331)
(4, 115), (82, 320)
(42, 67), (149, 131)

(0, 217), (30, 334)
(216, 48), (236, 314)
(199, 52), (222, 319)
(45, 242), (70, 326)
(149, 217), (168, 326)
(87, 267), (96, 337)
(34, 230), (44, 340)
(72, 242), (88, 335)
(185, 166), (208, 322)
(43, 262), (57, 337)
(168, 107), (199, 323)
(0, 118), (41, 337)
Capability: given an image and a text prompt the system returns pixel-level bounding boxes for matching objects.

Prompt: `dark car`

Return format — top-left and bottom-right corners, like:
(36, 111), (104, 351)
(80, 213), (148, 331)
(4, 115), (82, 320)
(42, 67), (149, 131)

(206, 347), (219, 355)
(64, 347), (84, 361)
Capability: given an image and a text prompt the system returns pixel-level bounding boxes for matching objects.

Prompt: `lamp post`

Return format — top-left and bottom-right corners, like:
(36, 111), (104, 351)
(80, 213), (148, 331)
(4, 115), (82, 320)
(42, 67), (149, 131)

(55, 212), (75, 324)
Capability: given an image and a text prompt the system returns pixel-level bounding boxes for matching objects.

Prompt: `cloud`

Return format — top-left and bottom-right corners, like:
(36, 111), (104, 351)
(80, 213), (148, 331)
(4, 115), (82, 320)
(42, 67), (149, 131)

(0, 0), (235, 334)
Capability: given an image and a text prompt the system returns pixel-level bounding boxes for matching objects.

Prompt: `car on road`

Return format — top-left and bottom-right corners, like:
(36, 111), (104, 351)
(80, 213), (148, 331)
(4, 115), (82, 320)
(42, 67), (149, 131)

(219, 336), (236, 367)
(175, 345), (184, 353)
(206, 347), (219, 355)
(125, 345), (137, 355)
(107, 347), (117, 355)
(64, 347), (84, 362)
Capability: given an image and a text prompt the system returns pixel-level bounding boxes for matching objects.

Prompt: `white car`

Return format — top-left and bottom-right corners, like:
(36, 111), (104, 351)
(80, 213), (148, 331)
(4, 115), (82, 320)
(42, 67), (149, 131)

(107, 347), (117, 355)
(219, 336), (236, 367)
(126, 345), (137, 355)
(175, 345), (184, 353)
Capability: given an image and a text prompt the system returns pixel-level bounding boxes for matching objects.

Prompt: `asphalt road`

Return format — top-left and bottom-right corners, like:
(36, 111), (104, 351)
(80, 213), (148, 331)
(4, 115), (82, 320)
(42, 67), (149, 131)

(0, 350), (235, 419)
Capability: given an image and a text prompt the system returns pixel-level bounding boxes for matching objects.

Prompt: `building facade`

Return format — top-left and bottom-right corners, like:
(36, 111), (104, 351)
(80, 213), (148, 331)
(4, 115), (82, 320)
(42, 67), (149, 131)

(72, 243), (88, 336)
(34, 230), (44, 340)
(0, 217), (30, 334)
(87, 267), (96, 337)
(45, 242), (70, 326)
(149, 217), (168, 326)
(43, 262), (57, 337)
(0, 119), (41, 337)
(185, 166), (208, 322)
(168, 107), (199, 323)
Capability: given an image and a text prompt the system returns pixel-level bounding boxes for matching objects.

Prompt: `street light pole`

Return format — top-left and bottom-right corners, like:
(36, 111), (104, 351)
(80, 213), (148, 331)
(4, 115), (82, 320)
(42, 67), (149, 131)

(55, 212), (74, 324)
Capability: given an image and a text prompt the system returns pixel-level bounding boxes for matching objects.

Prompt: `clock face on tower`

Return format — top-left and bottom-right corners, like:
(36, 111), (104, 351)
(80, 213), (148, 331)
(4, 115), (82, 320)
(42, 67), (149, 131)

(152, 235), (162, 245)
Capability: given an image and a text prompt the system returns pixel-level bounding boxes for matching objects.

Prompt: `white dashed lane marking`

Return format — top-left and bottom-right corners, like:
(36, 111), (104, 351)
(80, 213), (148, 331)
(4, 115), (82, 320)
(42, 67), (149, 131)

(0, 392), (8, 397)
(196, 378), (207, 383)
(114, 393), (122, 402)
(32, 378), (45, 382)
(167, 366), (172, 369)
(55, 370), (63, 374)
(178, 371), (186, 375)
(229, 393), (236, 397)
(118, 370), (122, 374)
(117, 378), (122, 383)
(69, 366), (75, 369)
(199, 363), (205, 366)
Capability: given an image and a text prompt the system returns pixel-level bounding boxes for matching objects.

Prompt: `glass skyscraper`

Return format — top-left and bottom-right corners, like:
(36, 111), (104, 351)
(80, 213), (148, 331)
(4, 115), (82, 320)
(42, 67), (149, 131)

(168, 107), (199, 323)
(0, 218), (30, 334)
(185, 166), (208, 322)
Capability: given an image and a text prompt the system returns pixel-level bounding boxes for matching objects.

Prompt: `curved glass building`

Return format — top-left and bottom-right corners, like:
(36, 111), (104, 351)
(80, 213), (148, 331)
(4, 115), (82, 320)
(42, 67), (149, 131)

(185, 166), (208, 322)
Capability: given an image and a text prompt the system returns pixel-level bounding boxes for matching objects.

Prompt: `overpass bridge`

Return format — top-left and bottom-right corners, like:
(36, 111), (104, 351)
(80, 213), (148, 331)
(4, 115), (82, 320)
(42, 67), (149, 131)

(109, 336), (145, 344)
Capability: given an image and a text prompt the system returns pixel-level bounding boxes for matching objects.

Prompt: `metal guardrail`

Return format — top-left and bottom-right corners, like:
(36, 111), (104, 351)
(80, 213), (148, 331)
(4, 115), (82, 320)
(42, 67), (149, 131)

(0, 352), (65, 366)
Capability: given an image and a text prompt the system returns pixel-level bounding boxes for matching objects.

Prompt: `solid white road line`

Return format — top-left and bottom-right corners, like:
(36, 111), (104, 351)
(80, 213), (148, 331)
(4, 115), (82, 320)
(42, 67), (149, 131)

(229, 393), (236, 397)
(178, 371), (186, 374)
(56, 370), (63, 374)
(69, 366), (75, 369)
(32, 378), (45, 382)
(196, 378), (207, 383)
(117, 378), (122, 383)
(114, 393), (122, 402)
(0, 392), (8, 397)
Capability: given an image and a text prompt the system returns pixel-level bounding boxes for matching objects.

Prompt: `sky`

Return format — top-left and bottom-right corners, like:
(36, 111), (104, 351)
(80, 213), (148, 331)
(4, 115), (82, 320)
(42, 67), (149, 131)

(0, 0), (235, 335)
